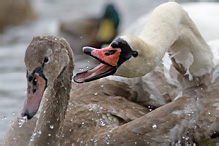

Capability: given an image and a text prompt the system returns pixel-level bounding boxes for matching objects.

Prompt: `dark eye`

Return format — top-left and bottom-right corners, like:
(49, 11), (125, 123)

(132, 51), (138, 57)
(44, 56), (49, 63)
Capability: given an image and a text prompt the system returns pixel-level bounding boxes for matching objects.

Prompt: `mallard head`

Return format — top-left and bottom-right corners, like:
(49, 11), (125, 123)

(97, 3), (120, 44)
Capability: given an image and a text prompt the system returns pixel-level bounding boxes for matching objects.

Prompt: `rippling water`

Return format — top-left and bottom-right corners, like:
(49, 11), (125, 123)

(0, 0), (199, 143)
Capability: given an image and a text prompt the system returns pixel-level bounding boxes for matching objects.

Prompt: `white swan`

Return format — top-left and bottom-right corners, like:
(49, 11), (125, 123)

(122, 2), (219, 42)
(74, 2), (219, 144)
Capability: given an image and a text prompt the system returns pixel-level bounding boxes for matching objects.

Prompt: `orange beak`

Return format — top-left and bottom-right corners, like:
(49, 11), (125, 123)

(73, 45), (121, 83)
(83, 46), (121, 67)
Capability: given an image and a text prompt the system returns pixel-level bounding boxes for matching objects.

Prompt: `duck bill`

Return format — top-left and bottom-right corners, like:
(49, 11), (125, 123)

(73, 46), (120, 83)
(21, 73), (46, 120)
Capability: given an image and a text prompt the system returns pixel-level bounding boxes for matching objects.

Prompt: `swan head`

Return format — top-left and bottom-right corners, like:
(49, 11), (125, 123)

(21, 36), (73, 120)
(74, 34), (154, 83)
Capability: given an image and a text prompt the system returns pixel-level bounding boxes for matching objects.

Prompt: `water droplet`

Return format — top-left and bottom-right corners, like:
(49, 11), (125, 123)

(12, 112), (15, 116)
(188, 113), (191, 116)
(106, 140), (110, 144)
(79, 68), (84, 71)
(50, 125), (54, 129)
(37, 130), (42, 135)
(48, 133), (51, 136)
(30, 135), (34, 142)
(86, 65), (89, 69)
(208, 112), (211, 115)
(100, 84), (104, 88)
(94, 92), (98, 96)
(185, 136), (189, 140)
(2, 116), (6, 120)
(152, 124), (157, 129)
(18, 116), (27, 127)
(33, 132), (36, 136)
(80, 36), (83, 39)
(134, 141), (137, 144)
(100, 119), (105, 126)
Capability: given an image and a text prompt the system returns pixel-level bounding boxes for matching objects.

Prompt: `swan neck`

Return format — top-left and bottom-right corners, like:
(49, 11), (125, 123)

(138, 2), (214, 77)
(29, 65), (73, 145)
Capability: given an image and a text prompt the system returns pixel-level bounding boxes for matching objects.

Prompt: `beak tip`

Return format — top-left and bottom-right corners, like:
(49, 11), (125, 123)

(21, 109), (33, 120)
(82, 47), (94, 55)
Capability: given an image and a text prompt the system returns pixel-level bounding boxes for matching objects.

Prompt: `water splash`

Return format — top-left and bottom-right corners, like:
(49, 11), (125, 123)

(18, 116), (27, 127)
(50, 125), (54, 129)
(152, 124), (157, 129)
(37, 129), (42, 135)
(79, 68), (84, 71)
(2, 116), (6, 120)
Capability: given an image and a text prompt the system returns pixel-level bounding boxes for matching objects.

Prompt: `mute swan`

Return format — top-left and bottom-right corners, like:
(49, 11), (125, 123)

(123, 2), (219, 42)
(3, 36), (149, 145)
(74, 2), (219, 144)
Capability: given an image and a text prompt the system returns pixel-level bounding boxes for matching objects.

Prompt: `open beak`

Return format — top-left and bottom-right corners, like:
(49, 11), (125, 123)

(21, 72), (47, 120)
(73, 45), (121, 83)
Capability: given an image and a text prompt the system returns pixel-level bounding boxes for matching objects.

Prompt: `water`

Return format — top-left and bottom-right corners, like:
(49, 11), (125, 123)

(0, 0), (201, 143)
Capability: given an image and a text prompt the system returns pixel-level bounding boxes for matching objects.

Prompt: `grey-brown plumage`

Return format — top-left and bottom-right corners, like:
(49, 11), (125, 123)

(3, 36), (149, 145)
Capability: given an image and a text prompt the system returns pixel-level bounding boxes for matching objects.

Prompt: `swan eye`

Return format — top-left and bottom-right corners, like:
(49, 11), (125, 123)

(44, 56), (49, 63)
(132, 51), (138, 57)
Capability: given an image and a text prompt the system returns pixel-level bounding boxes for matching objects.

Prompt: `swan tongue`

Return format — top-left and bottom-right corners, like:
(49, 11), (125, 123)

(21, 73), (46, 120)
(74, 63), (116, 83)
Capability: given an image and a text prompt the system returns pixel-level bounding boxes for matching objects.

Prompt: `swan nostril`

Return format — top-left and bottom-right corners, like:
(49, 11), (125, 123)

(105, 50), (117, 56)
(32, 78), (37, 93)
(22, 109), (32, 120)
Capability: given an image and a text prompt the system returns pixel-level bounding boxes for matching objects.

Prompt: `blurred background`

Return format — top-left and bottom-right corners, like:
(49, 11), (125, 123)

(0, 0), (219, 143)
